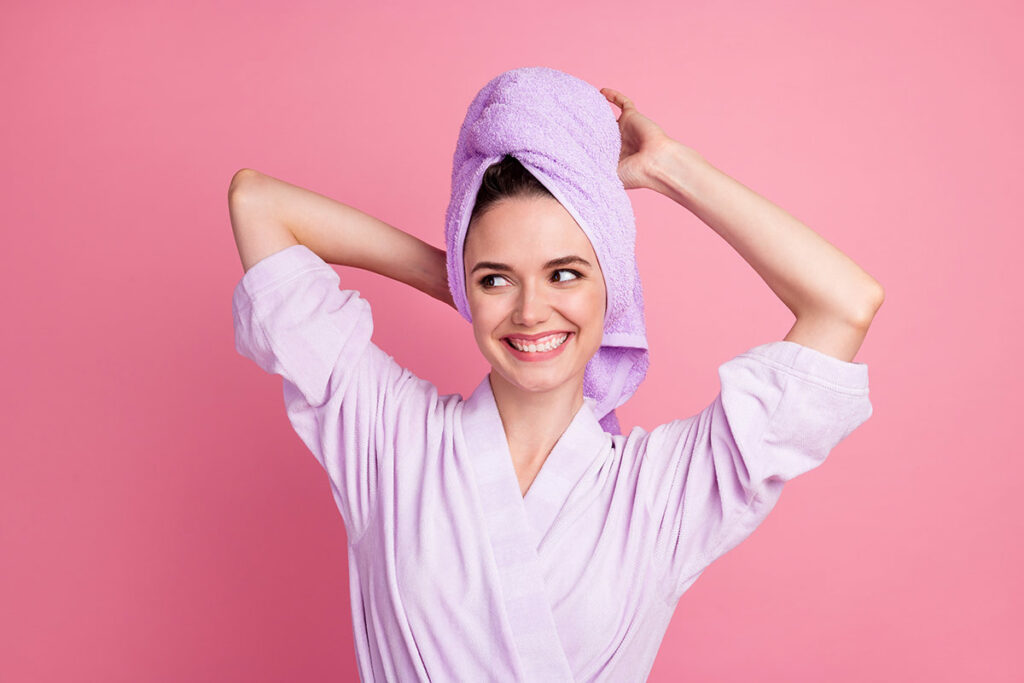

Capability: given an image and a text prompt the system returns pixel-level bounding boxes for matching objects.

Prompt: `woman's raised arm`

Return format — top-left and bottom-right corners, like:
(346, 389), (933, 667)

(228, 168), (455, 309)
(601, 88), (884, 363)
(647, 146), (883, 359)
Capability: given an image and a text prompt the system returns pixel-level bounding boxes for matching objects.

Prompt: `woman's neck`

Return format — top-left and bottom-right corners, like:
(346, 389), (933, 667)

(488, 371), (585, 472)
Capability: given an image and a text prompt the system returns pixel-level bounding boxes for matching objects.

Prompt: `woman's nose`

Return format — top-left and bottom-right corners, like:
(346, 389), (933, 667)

(511, 282), (551, 327)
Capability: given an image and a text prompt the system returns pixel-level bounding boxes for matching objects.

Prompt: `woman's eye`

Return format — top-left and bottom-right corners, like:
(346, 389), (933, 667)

(552, 269), (581, 283)
(481, 274), (510, 288)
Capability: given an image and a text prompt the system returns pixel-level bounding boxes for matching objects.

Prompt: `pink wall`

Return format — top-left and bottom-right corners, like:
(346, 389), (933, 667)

(2, 1), (1020, 680)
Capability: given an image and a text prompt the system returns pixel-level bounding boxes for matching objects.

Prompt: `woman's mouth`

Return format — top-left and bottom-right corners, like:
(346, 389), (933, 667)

(502, 332), (572, 360)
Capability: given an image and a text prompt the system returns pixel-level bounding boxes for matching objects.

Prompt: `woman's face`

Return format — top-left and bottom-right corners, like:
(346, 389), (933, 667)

(463, 195), (606, 398)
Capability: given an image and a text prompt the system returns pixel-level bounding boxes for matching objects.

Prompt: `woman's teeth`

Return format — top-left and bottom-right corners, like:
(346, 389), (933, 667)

(506, 333), (570, 353)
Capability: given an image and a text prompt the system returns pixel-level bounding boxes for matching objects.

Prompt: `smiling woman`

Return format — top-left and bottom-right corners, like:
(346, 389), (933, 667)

(461, 168), (608, 453)
(229, 66), (879, 681)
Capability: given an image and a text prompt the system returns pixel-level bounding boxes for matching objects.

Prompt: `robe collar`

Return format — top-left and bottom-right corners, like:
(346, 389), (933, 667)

(459, 374), (611, 548)
(458, 374), (611, 680)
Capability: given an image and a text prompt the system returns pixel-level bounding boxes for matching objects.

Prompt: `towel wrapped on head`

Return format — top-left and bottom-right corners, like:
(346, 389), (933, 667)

(445, 66), (649, 435)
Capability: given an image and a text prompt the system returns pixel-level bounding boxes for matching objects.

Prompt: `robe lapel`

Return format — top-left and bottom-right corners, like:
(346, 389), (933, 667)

(521, 394), (610, 548)
(459, 375), (611, 681)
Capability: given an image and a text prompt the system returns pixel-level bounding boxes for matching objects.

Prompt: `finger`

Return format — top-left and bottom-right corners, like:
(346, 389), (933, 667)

(601, 88), (635, 111)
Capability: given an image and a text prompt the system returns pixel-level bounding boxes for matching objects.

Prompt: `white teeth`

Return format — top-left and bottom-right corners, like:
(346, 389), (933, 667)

(507, 333), (569, 353)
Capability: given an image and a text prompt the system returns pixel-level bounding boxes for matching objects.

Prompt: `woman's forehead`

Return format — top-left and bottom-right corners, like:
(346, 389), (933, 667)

(463, 197), (597, 261)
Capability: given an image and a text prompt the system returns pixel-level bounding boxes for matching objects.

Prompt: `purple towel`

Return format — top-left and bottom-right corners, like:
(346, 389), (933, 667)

(444, 66), (649, 435)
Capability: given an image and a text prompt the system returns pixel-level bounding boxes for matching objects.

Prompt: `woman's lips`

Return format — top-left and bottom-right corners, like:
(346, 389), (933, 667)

(502, 332), (573, 361)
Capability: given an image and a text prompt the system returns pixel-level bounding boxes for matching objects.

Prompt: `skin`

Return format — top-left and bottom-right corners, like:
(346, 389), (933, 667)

(599, 87), (884, 358)
(229, 87), (884, 497)
(462, 196), (607, 489)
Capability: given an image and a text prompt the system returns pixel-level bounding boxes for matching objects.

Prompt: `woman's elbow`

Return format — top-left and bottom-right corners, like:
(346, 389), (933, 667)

(854, 281), (885, 328)
(229, 168), (262, 202)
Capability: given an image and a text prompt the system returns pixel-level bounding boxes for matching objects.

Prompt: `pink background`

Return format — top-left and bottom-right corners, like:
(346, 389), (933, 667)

(2, 1), (1020, 680)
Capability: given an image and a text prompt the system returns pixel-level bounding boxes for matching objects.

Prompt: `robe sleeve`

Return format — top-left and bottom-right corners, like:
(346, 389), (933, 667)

(231, 244), (427, 543)
(641, 340), (873, 599)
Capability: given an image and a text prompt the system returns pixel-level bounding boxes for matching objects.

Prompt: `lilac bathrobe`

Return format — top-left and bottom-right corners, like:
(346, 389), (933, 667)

(232, 245), (873, 681)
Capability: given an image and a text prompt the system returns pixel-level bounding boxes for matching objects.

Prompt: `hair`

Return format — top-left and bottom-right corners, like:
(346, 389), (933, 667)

(468, 154), (556, 228)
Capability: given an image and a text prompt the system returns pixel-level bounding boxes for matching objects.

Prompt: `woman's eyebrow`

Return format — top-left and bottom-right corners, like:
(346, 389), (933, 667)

(470, 255), (592, 274)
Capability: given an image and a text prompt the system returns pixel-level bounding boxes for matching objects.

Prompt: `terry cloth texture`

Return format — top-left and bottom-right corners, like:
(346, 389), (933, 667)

(444, 66), (649, 434)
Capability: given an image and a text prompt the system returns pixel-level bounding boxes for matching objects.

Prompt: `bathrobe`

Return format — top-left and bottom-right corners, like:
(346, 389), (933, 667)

(231, 244), (873, 681)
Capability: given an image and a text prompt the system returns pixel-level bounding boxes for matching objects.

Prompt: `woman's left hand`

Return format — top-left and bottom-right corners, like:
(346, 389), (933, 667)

(600, 87), (681, 191)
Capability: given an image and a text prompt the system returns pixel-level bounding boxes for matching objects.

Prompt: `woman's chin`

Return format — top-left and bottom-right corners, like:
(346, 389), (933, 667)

(491, 365), (579, 395)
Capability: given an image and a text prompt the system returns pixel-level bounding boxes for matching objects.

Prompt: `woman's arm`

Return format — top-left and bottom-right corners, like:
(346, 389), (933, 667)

(648, 143), (883, 362)
(229, 168), (455, 308)
(600, 88), (883, 363)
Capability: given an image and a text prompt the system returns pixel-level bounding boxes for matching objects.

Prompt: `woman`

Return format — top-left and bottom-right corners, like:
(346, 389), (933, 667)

(229, 67), (882, 681)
